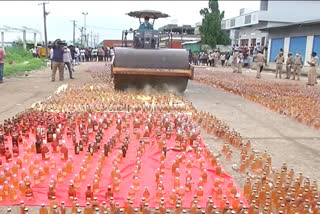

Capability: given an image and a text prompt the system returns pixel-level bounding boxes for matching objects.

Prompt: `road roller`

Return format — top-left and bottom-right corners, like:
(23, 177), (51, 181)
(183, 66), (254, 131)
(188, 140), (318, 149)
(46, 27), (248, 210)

(111, 10), (194, 92)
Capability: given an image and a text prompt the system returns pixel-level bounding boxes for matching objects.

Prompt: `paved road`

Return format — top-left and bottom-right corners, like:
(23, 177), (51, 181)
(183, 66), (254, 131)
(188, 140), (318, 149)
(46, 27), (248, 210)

(0, 62), (319, 212)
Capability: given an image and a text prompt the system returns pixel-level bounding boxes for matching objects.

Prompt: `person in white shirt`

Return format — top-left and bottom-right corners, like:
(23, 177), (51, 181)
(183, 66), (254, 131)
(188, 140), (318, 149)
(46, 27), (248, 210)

(63, 46), (74, 79)
(80, 49), (85, 62)
(220, 53), (226, 67)
(74, 47), (80, 65)
(110, 47), (115, 61)
(91, 48), (98, 62)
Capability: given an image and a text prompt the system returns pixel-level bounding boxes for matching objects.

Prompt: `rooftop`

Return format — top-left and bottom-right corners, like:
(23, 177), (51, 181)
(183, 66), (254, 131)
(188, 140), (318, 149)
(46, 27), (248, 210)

(258, 18), (320, 31)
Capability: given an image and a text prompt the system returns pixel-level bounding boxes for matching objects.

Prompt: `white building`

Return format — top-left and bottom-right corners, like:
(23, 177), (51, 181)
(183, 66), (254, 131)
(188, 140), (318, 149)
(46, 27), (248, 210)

(222, 0), (320, 47)
(259, 19), (320, 65)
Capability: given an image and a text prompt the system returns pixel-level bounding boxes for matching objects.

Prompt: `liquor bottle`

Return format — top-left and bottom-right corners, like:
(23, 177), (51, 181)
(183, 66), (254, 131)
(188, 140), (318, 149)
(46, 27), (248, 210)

(40, 204), (48, 214)
(12, 144), (19, 157)
(47, 126), (54, 143)
(50, 196), (58, 213)
(41, 141), (50, 160)
(60, 201), (66, 214)
(5, 147), (12, 162)
(52, 205), (59, 214)
(57, 169), (63, 183)
(105, 185), (113, 200)
(93, 179), (99, 193)
(190, 200), (197, 214)
(60, 143), (68, 161)
(71, 198), (78, 214)
(8, 185), (17, 201)
(35, 136), (42, 154)
(11, 174), (19, 188)
(20, 201), (25, 214)
(68, 182), (77, 200)
(79, 140), (84, 151)
(84, 202), (93, 214)
(86, 184), (93, 201)
(25, 183), (33, 200)
(75, 142), (80, 154)
(92, 197), (99, 209)
(100, 201), (108, 213)
(143, 187), (150, 202)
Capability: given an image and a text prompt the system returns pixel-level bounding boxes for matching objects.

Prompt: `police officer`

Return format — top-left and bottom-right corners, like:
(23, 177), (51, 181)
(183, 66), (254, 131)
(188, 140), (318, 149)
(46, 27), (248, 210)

(232, 50), (239, 73)
(275, 52), (284, 78)
(293, 52), (303, 80)
(237, 52), (244, 73)
(255, 51), (265, 79)
(306, 52), (318, 86)
(285, 52), (294, 79)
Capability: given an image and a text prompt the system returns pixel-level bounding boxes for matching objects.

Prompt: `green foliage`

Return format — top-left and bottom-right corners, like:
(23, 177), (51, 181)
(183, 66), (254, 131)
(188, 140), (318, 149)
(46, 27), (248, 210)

(199, 0), (231, 48)
(3, 46), (45, 76)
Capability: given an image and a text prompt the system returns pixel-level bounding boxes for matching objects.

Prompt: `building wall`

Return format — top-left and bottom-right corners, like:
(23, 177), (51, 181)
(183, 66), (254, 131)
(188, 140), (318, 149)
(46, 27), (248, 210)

(267, 23), (320, 65)
(237, 23), (269, 46)
(266, 1), (320, 22)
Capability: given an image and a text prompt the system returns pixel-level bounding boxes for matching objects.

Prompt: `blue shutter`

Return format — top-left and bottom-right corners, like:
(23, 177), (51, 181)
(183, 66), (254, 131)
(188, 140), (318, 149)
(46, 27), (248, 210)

(269, 38), (284, 62)
(312, 35), (320, 65)
(289, 36), (307, 64)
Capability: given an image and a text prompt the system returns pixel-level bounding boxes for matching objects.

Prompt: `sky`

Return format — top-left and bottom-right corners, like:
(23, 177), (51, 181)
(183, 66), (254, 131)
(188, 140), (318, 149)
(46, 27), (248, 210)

(0, 1), (260, 44)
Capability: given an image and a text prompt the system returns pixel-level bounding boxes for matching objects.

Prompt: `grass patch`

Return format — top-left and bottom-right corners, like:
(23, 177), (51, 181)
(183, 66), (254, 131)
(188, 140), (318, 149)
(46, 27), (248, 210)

(3, 46), (46, 76)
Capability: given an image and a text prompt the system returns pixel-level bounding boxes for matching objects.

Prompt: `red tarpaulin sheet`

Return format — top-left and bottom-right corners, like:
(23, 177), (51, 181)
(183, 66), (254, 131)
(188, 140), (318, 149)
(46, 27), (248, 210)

(0, 113), (247, 208)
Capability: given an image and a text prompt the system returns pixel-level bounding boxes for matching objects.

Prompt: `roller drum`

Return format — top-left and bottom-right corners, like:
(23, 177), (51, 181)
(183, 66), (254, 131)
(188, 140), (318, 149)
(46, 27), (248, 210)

(114, 47), (189, 69)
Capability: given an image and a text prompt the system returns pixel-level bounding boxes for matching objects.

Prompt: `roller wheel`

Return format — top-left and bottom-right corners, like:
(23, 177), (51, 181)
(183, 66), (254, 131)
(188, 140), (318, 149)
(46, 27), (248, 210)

(113, 75), (189, 93)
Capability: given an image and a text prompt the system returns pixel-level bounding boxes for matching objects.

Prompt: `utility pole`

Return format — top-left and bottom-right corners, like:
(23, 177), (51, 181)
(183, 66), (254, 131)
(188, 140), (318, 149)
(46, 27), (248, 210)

(82, 12), (88, 47)
(39, 2), (50, 58)
(79, 27), (84, 46)
(71, 20), (77, 45)
(97, 33), (99, 47)
(93, 34), (96, 47)
(90, 30), (93, 48)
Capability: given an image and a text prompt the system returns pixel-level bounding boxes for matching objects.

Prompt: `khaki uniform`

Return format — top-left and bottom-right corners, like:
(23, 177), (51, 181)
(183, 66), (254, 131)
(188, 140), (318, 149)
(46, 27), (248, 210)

(51, 61), (64, 81)
(307, 56), (318, 85)
(237, 53), (244, 73)
(232, 51), (239, 72)
(275, 55), (284, 78)
(214, 52), (220, 67)
(293, 56), (303, 80)
(255, 53), (265, 78)
(286, 56), (294, 79)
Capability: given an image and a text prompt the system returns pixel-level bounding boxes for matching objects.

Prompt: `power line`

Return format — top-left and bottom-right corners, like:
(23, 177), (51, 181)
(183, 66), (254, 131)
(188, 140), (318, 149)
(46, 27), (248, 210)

(85, 25), (125, 31)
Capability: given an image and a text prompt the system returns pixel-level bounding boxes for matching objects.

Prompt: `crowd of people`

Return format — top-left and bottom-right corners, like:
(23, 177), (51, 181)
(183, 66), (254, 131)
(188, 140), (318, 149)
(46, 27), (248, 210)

(188, 42), (318, 86)
(189, 49), (230, 68)
(49, 39), (115, 82)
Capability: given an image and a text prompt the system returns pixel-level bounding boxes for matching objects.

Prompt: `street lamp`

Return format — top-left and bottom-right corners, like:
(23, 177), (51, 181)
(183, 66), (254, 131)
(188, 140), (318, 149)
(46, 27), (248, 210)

(82, 12), (88, 47)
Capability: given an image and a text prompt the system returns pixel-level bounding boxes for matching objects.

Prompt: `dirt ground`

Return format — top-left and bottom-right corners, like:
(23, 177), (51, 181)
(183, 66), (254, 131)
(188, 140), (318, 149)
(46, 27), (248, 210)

(1, 62), (320, 213)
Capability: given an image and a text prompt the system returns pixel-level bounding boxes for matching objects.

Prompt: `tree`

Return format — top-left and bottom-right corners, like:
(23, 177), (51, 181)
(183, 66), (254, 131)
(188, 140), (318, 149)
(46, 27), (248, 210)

(199, 0), (231, 49)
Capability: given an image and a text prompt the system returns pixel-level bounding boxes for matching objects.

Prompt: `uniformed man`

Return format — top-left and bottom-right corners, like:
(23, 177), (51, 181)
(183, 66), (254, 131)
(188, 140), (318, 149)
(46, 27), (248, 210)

(292, 52), (303, 80)
(285, 52), (294, 79)
(306, 52), (318, 86)
(232, 50), (239, 73)
(237, 52), (244, 73)
(214, 51), (220, 67)
(255, 51), (265, 79)
(275, 52), (284, 78)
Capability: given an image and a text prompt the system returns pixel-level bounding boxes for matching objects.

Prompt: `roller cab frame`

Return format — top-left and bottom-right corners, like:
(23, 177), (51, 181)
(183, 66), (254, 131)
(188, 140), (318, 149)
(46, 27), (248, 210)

(111, 10), (194, 92)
